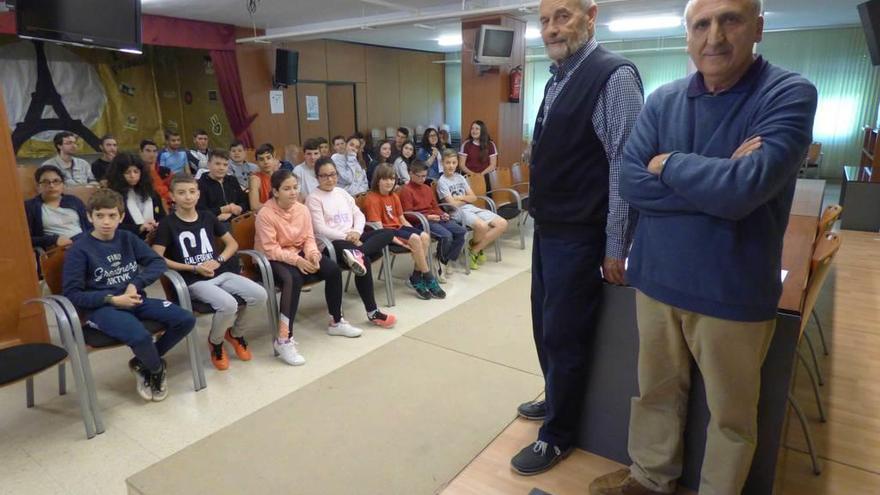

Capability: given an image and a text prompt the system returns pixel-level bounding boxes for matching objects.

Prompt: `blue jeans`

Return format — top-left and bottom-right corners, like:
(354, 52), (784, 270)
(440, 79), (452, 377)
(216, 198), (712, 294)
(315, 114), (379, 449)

(85, 298), (196, 372)
(427, 220), (467, 262)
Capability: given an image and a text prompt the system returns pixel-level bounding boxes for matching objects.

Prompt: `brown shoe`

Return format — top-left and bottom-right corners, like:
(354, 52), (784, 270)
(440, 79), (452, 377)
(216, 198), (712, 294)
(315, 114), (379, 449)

(589, 469), (665, 495)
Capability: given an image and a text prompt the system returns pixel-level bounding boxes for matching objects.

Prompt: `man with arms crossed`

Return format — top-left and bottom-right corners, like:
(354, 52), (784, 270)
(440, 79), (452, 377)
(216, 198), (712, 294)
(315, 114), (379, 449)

(590, 1), (817, 494)
(511, 0), (642, 475)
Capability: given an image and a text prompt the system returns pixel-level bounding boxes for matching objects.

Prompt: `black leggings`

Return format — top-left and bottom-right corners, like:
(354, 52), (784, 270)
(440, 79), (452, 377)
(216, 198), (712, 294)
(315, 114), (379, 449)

(270, 255), (342, 339)
(330, 229), (395, 312)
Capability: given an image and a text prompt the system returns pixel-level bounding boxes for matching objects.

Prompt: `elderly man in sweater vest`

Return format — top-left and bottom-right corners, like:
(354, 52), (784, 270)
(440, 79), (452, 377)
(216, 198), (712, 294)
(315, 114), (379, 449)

(590, 1), (818, 494)
(510, 0), (643, 475)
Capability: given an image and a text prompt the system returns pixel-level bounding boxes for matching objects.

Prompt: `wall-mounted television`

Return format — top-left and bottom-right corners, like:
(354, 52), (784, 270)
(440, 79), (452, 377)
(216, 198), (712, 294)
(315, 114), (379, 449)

(474, 25), (515, 65)
(859, 0), (880, 66)
(15, 0), (142, 54)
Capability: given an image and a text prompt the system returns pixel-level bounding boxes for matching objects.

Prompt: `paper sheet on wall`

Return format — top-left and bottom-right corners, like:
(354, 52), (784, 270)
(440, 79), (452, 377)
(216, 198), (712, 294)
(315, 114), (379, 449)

(306, 95), (319, 120)
(269, 90), (284, 114)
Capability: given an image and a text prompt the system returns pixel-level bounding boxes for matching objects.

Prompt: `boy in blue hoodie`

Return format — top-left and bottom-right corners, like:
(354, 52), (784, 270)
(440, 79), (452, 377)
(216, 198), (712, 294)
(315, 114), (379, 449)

(62, 188), (196, 402)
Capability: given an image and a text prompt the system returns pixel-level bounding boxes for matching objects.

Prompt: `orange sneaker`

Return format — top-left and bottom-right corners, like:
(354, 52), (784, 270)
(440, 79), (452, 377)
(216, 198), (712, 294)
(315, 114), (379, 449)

(209, 340), (229, 370)
(224, 329), (252, 361)
(367, 310), (397, 328)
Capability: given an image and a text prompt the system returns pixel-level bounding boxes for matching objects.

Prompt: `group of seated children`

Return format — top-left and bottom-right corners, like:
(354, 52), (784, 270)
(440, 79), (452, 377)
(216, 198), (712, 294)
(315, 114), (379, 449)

(26, 128), (510, 402)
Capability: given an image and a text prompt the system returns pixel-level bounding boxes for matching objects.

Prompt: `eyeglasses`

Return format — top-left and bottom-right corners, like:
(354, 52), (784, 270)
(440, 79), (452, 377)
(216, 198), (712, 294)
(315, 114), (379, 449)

(39, 179), (64, 186)
(317, 173), (337, 179)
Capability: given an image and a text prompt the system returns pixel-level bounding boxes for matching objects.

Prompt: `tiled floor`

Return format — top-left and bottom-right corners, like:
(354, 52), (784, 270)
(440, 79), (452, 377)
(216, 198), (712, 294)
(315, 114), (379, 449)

(0, 227), (534, 495)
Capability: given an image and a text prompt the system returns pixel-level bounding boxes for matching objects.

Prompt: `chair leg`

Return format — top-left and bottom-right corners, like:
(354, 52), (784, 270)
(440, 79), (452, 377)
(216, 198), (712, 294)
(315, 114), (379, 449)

(812, 309), (829, 356)
(26, 377), (35, 408)
(58, 363), (67, 395)
(494, 238), (502, 262)
(797, 349), (826, 422)
(788, 393), (822, 475)
(344, 271), (352, 293)
(803, 332), (824, 386)
(185, 333), (206, 391)
(518, 213), (526, 250)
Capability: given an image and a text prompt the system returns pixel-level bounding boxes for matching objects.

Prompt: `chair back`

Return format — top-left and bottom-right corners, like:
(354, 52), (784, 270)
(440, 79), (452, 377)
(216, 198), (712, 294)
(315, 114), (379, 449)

(806, 142), (822, 164)
(66, 186), (100, 205)
(800, 232), (841, 337)
(465, 174), (489, 209)
(40, 247), (68, 295)
(18, 164), (40, 199)
(817, 204), (842, 236)
(230, 212), (259, 279)
(511, 162), (529, 185)
(487, 167), (515, 207)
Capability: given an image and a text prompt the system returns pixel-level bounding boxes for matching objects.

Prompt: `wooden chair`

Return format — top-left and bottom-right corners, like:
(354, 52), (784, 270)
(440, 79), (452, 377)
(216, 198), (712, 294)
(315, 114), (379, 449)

(808, 204), (842, 356)
(800, 142), (823, 179)
(488, 167), (527, 249)
(39, 247), (207, 434)
(465, 173), (504, 262)
(65, 185), (101, 205)
(788, 231), (842, 476)
(18, 163), (40, 199)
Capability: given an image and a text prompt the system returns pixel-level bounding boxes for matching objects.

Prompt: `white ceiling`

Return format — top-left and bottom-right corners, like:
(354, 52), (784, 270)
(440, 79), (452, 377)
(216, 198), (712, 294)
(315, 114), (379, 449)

(140, 0), (869, 53)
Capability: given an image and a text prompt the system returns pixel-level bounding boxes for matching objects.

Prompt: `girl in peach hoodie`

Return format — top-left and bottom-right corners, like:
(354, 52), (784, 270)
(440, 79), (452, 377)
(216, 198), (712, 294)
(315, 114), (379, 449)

(255, 170), (362, 366)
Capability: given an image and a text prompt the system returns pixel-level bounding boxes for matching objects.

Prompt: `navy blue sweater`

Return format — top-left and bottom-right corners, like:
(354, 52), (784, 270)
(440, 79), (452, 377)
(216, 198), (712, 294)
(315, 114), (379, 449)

(62, 229), (166, 310)
(621, 57), (818, 321)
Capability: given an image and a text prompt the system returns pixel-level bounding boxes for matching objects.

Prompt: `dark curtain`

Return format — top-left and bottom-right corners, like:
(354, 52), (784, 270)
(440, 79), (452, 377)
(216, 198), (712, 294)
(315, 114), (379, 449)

(210, 50), (257, 149)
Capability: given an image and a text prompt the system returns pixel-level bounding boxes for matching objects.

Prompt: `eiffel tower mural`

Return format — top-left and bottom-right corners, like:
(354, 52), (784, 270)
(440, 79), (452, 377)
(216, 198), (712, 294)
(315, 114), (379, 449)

(10, 40), (101, 153)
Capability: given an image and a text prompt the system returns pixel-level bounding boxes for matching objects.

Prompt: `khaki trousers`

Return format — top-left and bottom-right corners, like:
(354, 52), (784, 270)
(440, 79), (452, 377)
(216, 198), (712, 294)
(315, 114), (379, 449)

(628, 291), (775, 495)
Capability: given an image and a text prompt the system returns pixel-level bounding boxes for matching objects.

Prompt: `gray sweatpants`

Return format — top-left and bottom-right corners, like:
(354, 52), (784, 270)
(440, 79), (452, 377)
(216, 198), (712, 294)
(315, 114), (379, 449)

(189, 272), (268, 344)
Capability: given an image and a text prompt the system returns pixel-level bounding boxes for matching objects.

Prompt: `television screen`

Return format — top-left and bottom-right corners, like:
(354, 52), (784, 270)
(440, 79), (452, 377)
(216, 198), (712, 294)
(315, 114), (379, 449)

(483, 30), (514, 58)
(475, 25), (515, 65)
(859, 0), (880, 66)
(16, 0), (142, 53)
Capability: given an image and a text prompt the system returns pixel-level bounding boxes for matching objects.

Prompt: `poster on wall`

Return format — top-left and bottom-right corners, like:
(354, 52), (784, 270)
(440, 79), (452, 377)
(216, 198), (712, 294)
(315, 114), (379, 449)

(306, 95), (319, 121)
(269, 90), (284, 114)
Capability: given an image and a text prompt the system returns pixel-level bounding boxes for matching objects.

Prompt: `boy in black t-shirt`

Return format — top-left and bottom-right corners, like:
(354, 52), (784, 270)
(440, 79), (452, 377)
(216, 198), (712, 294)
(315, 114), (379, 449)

(153, 175), (268, 371)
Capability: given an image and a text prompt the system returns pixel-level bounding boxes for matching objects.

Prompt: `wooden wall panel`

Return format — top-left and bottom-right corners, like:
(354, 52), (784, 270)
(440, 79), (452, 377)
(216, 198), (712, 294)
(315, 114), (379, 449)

(235, 28), (299, 150)
(398, 51), (429, 130)
(0, 87), (47, 347)
(282, 40), (328, 81)
(355, 82), (369, 134)
(461, 15), (525, 168)
(297, 83), (329, 142)
(327, 84), (357, 138)
(326, 41), (366, 83)
(365, 46), (400, 132)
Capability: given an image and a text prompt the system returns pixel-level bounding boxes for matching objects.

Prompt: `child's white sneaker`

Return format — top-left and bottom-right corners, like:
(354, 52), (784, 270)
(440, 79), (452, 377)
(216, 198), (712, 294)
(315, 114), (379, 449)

(327, 318), (363, 338)
(274, 338), (306, 366)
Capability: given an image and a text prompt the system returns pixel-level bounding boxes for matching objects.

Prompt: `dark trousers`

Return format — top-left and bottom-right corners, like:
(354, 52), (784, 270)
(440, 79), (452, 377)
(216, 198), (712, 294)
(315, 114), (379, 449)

(330, 229), (395, 312)
(426, 220), (467, 262)
(531, 225), (605, 448)
(270, 256), (343, 339)
(86, 298), (196, 372)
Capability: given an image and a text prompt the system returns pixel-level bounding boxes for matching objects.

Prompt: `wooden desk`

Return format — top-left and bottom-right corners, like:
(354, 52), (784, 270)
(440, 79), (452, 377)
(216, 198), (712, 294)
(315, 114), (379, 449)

(778, 215), (819, 314)
(789, 179), (826, 217)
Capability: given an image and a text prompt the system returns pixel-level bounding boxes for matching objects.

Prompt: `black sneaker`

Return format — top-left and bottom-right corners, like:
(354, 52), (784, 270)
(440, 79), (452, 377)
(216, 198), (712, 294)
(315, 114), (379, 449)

(424, 276), (446, 299)
(150, 359), (168, 402)
(128, 358), (152, 401)
(510, 440), (572, 476)
(517, 399), (546, 420)
(406, 273), (431, 300)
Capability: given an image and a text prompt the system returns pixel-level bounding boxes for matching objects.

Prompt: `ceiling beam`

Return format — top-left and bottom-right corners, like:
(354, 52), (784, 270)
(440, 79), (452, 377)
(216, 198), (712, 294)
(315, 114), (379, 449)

(360, 0), (420, 13)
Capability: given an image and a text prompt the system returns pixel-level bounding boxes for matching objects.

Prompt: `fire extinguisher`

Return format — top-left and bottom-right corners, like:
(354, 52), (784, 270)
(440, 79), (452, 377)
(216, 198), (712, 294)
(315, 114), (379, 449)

(509, 65), (523, 103)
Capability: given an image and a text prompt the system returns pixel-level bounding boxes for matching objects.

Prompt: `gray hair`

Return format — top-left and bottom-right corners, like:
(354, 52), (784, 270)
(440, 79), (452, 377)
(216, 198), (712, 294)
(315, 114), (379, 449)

(684, 0), (763, 22)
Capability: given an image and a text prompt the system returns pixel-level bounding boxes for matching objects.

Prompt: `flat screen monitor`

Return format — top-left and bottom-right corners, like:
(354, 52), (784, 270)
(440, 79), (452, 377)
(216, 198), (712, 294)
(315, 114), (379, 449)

(16, 0), (142, 54)
(474, 25), (515, 65)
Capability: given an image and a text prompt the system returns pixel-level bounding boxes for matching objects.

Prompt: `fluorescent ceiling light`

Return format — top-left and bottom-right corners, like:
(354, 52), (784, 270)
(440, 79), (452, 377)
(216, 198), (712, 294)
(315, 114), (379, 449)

(608, 15), (682, 32)
(437, 34), (462, 46)
(525, 27), (540, 39)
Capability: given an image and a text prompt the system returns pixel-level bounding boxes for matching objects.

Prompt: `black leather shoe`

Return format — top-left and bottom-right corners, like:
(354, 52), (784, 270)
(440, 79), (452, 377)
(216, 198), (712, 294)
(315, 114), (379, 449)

(517, 399), (546, 420)
(510, 440), (572, 476)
